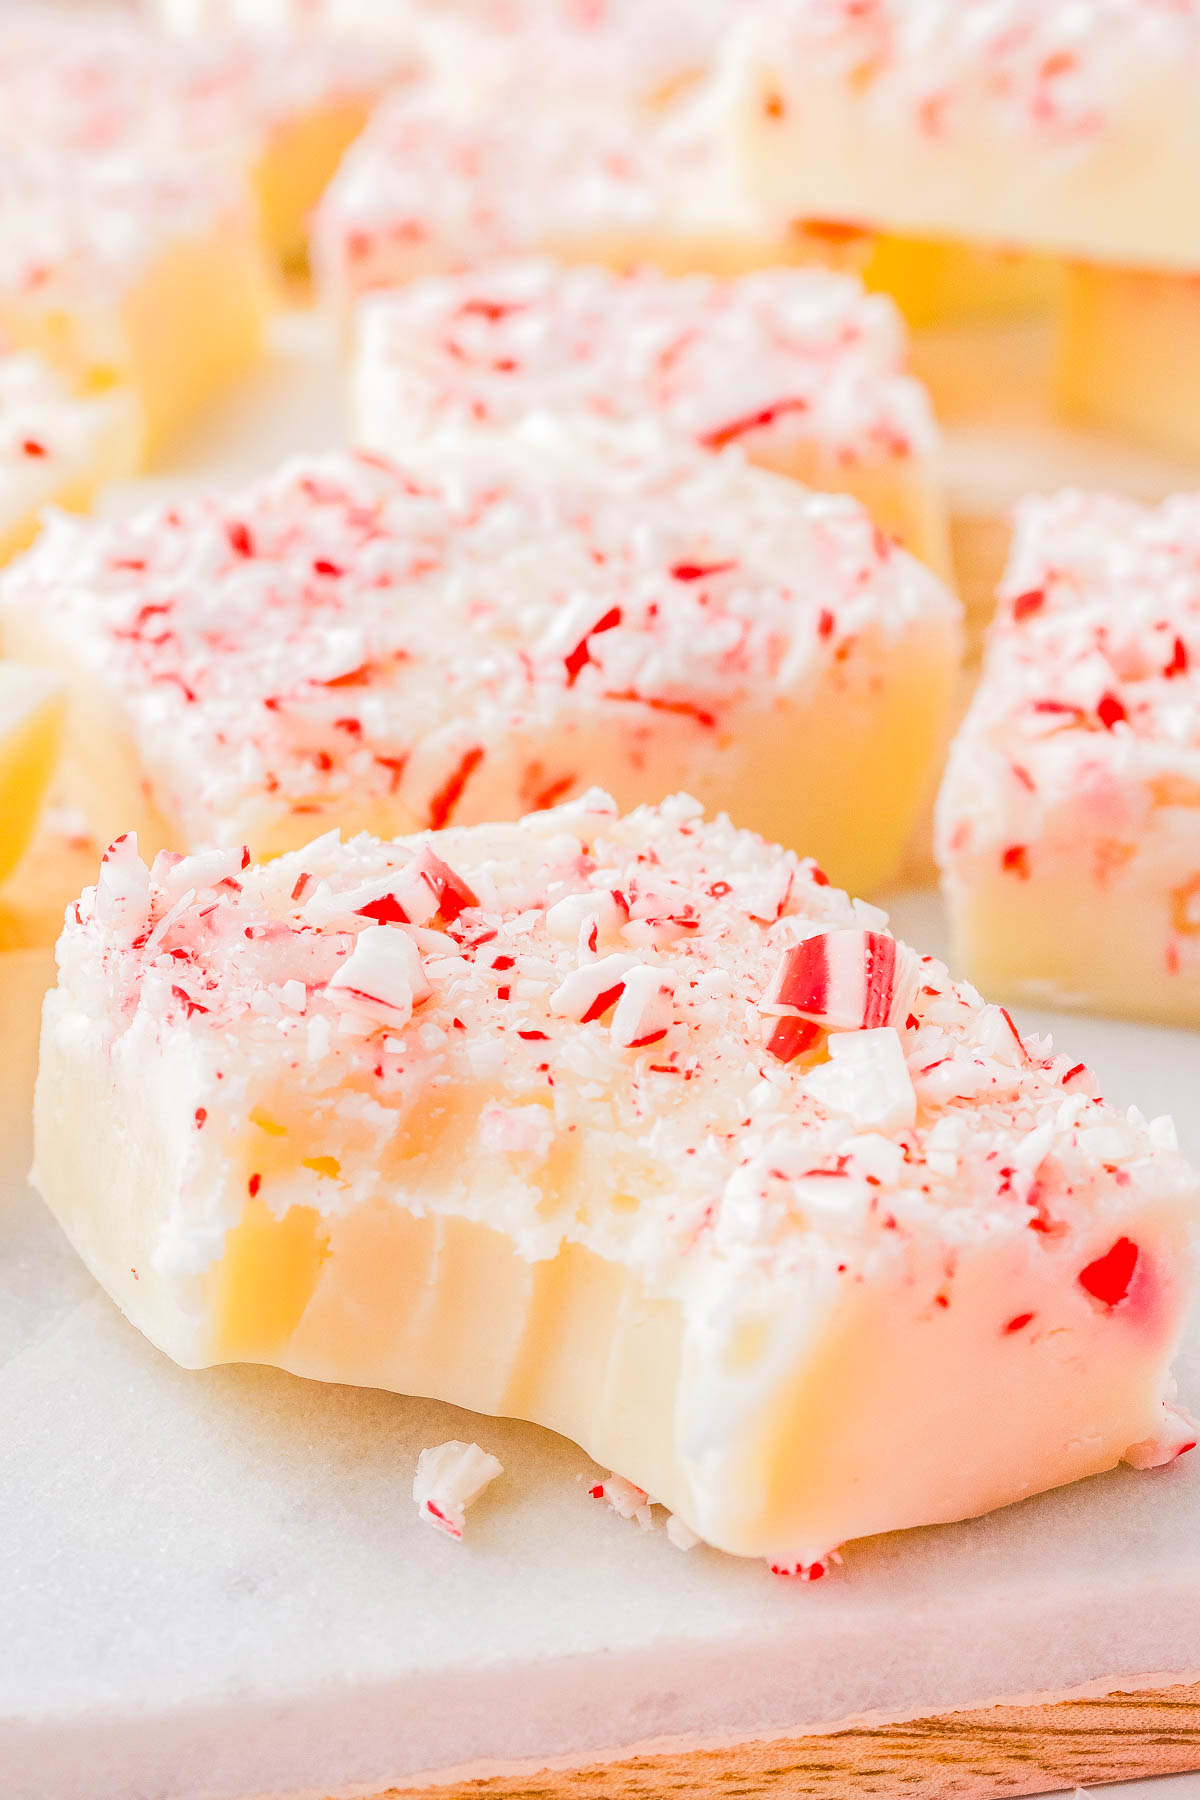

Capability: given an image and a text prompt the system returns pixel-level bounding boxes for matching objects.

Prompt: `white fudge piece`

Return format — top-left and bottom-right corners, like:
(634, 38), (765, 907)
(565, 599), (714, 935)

(0, 350), (138, 564)
(33, 793), (1199, 1565)
(0, 428), (961, 894)
(312, 78), (856, 321)
(0, 151), (268, 461)
(736, 0), (1200, 268)
(0, 8), (416, 268)
(352, 258), (948, 573)
(937, 490), (1200, 1025)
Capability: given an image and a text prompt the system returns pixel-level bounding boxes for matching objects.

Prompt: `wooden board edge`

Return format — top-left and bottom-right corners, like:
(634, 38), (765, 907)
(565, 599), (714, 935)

(350, 1678), (1200, 1800)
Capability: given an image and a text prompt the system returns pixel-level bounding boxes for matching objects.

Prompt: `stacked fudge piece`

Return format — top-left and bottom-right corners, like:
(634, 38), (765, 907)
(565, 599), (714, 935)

(0, 430), (961, 894)
(736, 0), (1200, 458)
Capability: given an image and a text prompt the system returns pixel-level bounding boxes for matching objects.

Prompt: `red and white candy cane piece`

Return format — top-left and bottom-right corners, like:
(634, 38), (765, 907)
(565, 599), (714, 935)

(762, 929), (904, 1030)
(393, 845), (479, 926)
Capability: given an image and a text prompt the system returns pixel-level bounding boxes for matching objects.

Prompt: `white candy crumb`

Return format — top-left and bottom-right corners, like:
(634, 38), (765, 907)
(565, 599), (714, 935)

(665, 1513), (701, 1551)
(589, 1472), (654, 1529)
(413, 1440), (503, 1540)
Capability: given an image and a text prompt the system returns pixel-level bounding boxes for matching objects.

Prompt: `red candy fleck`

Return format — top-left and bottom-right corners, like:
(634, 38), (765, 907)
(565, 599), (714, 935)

(817, 609), (835, 640)
(701, 400), (808, 451)
(226, 520), (253, 557)
(1002, 844), (1030, 879)
(668, 559), (737, 582)
(21, 437), (47, 458)
(531, 772), (575, 811)
(769, 1559), (825, 1581)
(1165, 636), (1189, 677)
(1078, 1237), (1139, 1308)
(356, 893), (409, 925)
(428, 746), (483, 830)
(564, 606), (621, 686)
(407, 848), (479, 923)
(1004, 1312), (1034, 1335)
(1096, 691), (1128, 730)
(580, 983), (625, 1025)
(248, 1173), (262, 1198)
(171, 985), (209, 1018)
(1011, 588), (1044, 620)
(194, 1108), (207, 1129)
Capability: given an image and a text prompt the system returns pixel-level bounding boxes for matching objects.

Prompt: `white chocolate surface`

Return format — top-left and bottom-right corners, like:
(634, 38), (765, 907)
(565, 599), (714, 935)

(352, 259), (937, 470)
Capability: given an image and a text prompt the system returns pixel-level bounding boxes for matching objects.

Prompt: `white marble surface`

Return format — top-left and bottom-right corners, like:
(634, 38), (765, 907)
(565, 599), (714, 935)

(3, 316), (1200, 1800)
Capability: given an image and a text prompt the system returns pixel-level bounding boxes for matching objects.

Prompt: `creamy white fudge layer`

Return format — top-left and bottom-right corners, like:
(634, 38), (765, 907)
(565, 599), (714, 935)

(0, 429), (960, 894)
(0, 151), (268, 460)
(938, 491), (1200, 1024)
(35, 793), (1199, 1564)
(352, 259), (947, 570)
(0, 351), (138, 565)
(737, 0), (1200, 268)
(313, 79), (825, 318)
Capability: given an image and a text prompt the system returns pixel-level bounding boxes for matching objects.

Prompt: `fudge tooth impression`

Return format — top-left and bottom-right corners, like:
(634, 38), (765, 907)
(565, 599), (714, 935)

(34, 794), (1199, 1565)
(0, 429), (960, 895)
(352, 258), (950, 576)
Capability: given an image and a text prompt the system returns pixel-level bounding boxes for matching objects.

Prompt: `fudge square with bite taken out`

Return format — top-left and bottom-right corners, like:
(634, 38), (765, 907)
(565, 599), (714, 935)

(0, 428), (961, 896)
(937, 491), (1200, 1025)
(352, 258), (950, 577)
(33, 792), (1199, 1566)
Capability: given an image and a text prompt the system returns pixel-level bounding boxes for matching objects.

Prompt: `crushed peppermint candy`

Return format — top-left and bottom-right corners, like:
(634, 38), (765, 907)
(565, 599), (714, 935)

(413, 1440), (503, 1539)
(353, 257), (936, 473)
(55, 790), (1194, 1294)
